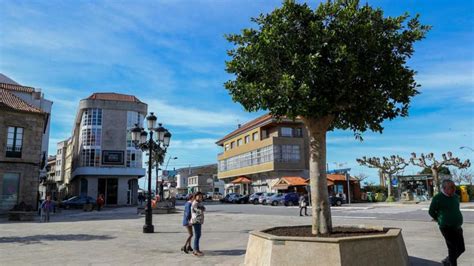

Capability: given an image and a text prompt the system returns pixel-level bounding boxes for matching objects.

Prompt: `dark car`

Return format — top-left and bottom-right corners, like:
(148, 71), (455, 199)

(249, 192), (264, 204)
(60, 196), (97, 209)
(329, 196), (343, 206)
(233, 194), (249, 204)
(280, 192), (300, 206)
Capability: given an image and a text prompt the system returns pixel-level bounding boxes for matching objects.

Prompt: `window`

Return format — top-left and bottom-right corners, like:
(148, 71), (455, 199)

(6, 127), (23, 158)
(81, 149), (101, 167)
(2, 173), (20, 210)
(244, 135), (250, 144)
(224, 144), (230, 151)
(82, 108), (102, 126)
(276, 145), (300, 162)
(218, 145), (275, 172)
(293, 128), (303, 137)
(252, 132), (259, 141)
(281, 127), (293, 137)
(230, 141), (235, 149)
(237, 139), (242, 146)
(126, 150), (142, 167)
(80, 128), (102, 147)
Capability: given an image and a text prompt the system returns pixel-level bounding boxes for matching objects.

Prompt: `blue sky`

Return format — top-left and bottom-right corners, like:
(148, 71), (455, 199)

(1, 0), (472, 185)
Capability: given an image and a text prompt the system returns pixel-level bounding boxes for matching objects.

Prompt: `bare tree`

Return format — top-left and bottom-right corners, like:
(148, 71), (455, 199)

(357, 155), (409, 201)
(354, 173), (369, 183)
(410, 152), (470, 194)
(450, 169), (464, 186)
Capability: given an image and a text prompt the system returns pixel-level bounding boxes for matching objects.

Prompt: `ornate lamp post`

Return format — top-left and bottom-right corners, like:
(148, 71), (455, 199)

(131, 112), (172, 233)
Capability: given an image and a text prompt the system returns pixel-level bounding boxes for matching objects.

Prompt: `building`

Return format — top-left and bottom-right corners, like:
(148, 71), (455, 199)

(216, 114), (310, 195)
(0, 87), (47, 213)
(39, 155), (57, 199)
(62, 93), (147, 205)
(176, 164), (221, 194)
(188, 173), (216, 194)
(0, 75), (53, 183)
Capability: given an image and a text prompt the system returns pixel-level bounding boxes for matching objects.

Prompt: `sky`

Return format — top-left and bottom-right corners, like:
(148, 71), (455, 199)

(0, 0), (473, 186)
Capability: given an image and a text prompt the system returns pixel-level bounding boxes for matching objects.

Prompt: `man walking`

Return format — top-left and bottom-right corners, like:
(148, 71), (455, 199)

(429, 179), (465, 266)
(299, 193), (309, 216)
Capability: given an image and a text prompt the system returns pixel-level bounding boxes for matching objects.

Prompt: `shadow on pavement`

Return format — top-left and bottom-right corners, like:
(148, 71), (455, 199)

(409, 256), (441, 265)
(205, 249), (246, 256)
(0, 234), (115, 245)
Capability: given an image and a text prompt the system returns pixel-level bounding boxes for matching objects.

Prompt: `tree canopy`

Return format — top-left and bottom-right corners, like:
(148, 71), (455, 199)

(225, 0), (430, 137)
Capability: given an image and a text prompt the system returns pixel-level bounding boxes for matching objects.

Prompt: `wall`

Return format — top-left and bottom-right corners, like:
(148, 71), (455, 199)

(0, 110), (45, 211)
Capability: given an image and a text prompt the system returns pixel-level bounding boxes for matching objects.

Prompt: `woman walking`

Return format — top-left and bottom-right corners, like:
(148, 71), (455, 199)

(191, 192), (205, 256)
(181, 193), (194, 254)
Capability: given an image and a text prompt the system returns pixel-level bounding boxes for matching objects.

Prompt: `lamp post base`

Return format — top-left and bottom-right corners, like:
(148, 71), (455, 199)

(143, 224), (154, 233)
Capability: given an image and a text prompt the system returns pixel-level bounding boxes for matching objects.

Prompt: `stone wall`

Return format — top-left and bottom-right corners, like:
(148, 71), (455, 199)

(0, 110), (45, 212)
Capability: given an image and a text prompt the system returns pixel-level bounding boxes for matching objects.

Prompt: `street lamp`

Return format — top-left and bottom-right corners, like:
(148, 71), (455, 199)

(131, 112), (172, 234)
(460, 146), (474, 152)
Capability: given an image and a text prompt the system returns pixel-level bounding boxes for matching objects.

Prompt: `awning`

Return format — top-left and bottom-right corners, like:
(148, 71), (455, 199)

(231, 176), (252, 184)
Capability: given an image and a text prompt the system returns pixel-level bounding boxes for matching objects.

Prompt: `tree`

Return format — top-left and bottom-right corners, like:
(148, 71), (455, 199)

(356, 155), (408, 201)
(451, 168), (473, 186)
(420, 166), (450, 175)
(225, 0), (429, 235)
(410, 152), (470, 194)
(354, 173), (369, 183)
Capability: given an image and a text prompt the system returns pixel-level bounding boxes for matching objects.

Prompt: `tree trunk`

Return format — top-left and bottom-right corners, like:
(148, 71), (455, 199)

(387, 174), (393, 200)
(302, 116), (333, 235)
(432, 169), (439, 195)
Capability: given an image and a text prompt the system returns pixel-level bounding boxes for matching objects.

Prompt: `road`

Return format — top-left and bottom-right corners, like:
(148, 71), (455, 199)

(177, 200), (474, 223)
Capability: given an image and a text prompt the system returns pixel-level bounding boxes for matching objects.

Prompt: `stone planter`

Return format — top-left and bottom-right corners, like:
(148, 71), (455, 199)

(8, 211), (36, 221)
(244, 225), (408, 266)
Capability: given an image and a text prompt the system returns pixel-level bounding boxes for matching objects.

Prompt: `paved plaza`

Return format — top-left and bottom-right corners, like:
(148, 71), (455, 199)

(0, 203), (473, 266)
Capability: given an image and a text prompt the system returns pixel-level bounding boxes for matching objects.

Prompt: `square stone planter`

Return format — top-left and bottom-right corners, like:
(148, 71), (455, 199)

(245, 225), (408, 266)
(8, 211), (36, 221)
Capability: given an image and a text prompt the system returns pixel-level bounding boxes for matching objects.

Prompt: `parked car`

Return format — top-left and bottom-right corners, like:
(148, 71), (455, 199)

(329, 195), (344, 206)
(249, 192), (264, 204)
(259, 192), (276, 205)
(232, 194), (249, 204)
(60, 196), (97, 209)
(220, 193), (237, 203)
(267, 193), (285, 206)
(175, 194), (185, 200)
(205, 192), (223, 200)
(279, 192), (300, 206)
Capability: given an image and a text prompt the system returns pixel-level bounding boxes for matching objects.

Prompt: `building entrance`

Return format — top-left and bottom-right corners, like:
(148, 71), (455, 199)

(98, 178), (118, 205)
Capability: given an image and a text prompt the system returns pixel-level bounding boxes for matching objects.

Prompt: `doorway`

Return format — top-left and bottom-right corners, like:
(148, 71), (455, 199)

(98, 178), (118, 205)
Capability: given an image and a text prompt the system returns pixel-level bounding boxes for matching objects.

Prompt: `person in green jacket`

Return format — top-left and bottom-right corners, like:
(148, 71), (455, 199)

(429, 179), (465, 266)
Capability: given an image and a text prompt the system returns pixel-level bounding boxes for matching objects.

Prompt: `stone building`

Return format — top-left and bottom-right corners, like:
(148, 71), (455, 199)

(61, 93), (147, 205)
(0, 88), (47, 213)
(176, 164), (219, 194)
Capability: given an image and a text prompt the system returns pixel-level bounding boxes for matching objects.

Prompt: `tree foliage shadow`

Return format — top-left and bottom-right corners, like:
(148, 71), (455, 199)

(409, 256), (441, 266)
(205, 249), (246, 256)
(0, 234), (115, 245)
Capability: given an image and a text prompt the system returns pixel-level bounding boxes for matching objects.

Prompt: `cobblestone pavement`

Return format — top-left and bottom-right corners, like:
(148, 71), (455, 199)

(0, 206), (472, 265)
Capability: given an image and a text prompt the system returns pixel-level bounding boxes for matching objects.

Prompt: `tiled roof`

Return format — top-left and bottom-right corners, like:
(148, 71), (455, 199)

(0, 82), (35, 93)
(281, 176), (308, 186)
(0, 89), (43, 114)
(231, 176), (252, 184)
(216, 113), (273, 145)
(87, 93), (143, 103)
(327, 174), (357, 182)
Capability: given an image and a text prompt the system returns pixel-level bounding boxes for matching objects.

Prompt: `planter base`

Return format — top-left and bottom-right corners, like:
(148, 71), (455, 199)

(245, 225), (408, 266)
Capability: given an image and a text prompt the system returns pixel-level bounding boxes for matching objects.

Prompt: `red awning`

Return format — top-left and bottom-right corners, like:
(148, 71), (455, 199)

(231, 177), (252, 184)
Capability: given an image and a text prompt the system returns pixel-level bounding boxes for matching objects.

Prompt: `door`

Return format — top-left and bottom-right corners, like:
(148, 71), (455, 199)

(1, 173), (20, 211)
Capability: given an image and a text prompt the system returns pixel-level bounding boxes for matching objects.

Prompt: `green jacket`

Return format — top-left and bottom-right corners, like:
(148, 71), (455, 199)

(429, 193), (463, 228)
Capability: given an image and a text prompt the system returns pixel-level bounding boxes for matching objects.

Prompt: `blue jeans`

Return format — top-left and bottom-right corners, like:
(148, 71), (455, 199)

(193, 224), (202, 251)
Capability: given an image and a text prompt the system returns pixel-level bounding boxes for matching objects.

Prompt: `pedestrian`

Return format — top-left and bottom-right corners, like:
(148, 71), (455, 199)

(181, 193), (194, 254)
(429, 179), (465, 266)
(299, 193), (309, 216)
(191, 191), (205, 256)
(96, 194), (105, 211)
(40, 196), (54, 222)
(138, 193), (144, 206)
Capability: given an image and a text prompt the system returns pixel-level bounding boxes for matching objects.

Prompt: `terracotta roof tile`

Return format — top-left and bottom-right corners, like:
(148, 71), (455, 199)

(216, 113), (273, 145)
(87, 93), (143, 103)
(231, 176), (252, 184)
(0, 83), (35, 93)
(0, 89), (44, 114)
(280, 176), (308, 186)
